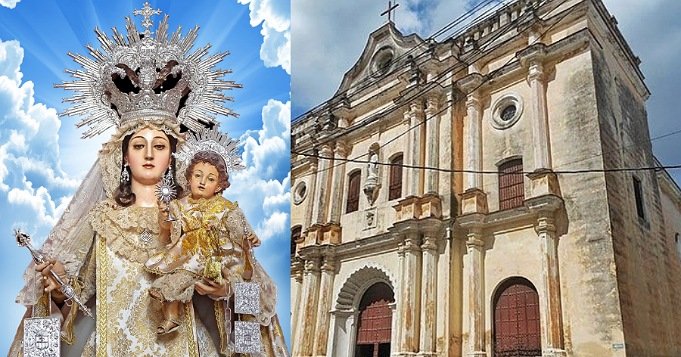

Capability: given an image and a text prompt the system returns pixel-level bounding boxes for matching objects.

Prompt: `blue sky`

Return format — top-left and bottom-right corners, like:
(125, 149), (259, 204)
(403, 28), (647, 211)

(0, 0), (290, 353)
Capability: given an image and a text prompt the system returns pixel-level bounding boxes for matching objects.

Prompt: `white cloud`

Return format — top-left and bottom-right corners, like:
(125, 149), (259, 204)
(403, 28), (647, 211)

(226, 99), (291, 241)
(238, 0), (290, 74)
(0, 38), (77, 226)
(0, 0), (19, 9)
(0, 39), (23, 81)
(7, 179), (71, 226)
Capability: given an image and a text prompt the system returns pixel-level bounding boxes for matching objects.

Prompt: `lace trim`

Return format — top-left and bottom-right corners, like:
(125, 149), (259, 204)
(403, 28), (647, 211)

(90, 199), (164, 264)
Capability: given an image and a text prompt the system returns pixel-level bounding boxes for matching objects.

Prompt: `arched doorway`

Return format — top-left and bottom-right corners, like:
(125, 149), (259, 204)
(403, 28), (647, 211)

(355, 282), (394, 357)
(493, 277), (541, 357)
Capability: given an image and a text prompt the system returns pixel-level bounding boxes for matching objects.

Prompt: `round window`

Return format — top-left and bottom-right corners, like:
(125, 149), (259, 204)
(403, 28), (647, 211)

(491, 94), (523, 129)
(500, 104), (517, 122)
(371, 47), (395, 77)
(293, 181), (307, 205)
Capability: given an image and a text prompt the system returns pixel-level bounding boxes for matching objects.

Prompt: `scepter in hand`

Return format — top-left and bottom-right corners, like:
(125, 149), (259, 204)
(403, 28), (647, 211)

(14, 229), (94, 319)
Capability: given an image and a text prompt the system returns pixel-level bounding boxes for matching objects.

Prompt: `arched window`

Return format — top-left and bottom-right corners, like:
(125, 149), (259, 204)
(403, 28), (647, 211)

(291, 225), (302, 256)
(347, 170), (361, 213)
(493, 277), (541, 357)
(388, 154), (403, 201)
(355, 282), (394, 357)
(498, 158), (524, 210)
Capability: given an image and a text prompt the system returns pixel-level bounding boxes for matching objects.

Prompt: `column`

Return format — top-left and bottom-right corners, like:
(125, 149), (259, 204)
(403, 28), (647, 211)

(424, 96), (441, 194)
(536, 215), (566, 356)
(464, 92), (483, 190)
(399, 230), (422, 354)
(290, 261), (304, 344)
(297, 257), (321, 356)
(408, 102), (425, 197)
(418, 230), (440, 356)
(312, 144), (334, 225)
(466, 229), (486, 357)
(394, 238), (406, 354)
(304, 158), (318, 229)
(312, 255), (337, 356)
(528, 59), (552, 170)
(329, 142), (349, 223)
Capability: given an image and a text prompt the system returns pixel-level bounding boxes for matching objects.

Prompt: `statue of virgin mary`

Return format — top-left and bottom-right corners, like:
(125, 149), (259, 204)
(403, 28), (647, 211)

(8, 3), (288, 356)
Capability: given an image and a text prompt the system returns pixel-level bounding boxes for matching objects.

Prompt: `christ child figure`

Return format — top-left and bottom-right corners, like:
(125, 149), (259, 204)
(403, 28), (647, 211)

(145, 150), (259, 335)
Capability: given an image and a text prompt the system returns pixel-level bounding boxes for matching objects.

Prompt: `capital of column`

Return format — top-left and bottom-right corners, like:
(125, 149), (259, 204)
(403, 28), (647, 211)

(404, 233), (422, 253)
(465, 93), (481, 110)
(410, 101), (425, 123)
(421, 235), (439, 252)
(425, 96), (440, 117)
(518, 42), (548, 69)
(320, 255), (337, 273)
(457, 72), (484, 94)
(319, 144), (334, 158)
(304, 257), (321, 274)
(307, 156), (318, 169)
(334, 141), (350, 158)
(535, 215), (556, 235)
(528, 61), (545, 82)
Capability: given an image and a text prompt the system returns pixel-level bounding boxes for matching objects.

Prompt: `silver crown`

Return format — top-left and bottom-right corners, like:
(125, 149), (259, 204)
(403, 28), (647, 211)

(175, 128), (245, 174)
(57, 2), (242, 138)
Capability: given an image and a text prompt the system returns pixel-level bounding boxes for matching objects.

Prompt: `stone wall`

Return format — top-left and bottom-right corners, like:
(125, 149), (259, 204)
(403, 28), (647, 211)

(593, 43), (681, 356)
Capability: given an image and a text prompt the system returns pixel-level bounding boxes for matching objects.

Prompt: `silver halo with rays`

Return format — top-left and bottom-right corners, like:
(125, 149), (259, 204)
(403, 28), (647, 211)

(56, 2), (242, 139)
(174, 128), (245, 178)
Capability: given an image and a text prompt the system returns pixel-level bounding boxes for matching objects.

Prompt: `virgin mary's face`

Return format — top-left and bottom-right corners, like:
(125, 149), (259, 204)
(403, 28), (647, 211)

(125, 128), (172, 186)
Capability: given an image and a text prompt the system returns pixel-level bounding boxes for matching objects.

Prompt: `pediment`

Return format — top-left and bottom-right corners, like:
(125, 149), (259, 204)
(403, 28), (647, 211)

(335, 23), (425, 96)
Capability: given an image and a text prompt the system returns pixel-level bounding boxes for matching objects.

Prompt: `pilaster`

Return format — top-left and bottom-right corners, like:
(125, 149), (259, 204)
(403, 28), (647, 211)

(329, 142), (350, 223)
(526, 195), (566, 356)
(304, 158), (318, 230)
(312, 254), (337, 356)
(418, 228), (441, 356)
(408, 101), (425, 197)
(398, 228), (422, 354)
(297, 256), (322, 356)
(463, 223), (486, 357)
(425, 96), (441, 194)
(519, 44), (552, 171)
(312, 144), (334, 225)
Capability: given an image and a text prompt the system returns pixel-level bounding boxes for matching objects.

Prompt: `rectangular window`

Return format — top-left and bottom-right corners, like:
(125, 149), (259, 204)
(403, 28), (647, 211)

(498, 158), (524, 210)
(389, 155), (403, 200)
(633, 176), (645, 219)
(346, 171), (360, 213)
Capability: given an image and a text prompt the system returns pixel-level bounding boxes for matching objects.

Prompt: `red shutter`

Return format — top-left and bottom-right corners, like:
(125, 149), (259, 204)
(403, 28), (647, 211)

(498, 159), (524, 210)
(347, 171), (360, 213)
(389, 155), (403, 200)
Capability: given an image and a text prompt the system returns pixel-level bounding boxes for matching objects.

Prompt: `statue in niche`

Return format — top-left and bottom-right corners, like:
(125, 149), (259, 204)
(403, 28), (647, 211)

(363, 151), (380, 205)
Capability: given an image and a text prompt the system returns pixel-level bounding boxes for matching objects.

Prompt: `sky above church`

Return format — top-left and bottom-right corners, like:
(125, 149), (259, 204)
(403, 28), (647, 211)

(0, 0), (290, 353)
(291, 0), (681, 187)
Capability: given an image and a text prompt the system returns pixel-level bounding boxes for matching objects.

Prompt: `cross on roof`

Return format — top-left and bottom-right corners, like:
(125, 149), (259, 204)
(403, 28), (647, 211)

(380, 1), (399, 23)
(133, 2), (162, 36)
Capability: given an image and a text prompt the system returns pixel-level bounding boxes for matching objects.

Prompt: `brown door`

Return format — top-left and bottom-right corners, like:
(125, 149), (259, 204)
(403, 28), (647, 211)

(355, 283), (394, 357)
(493, 279), (541, 357)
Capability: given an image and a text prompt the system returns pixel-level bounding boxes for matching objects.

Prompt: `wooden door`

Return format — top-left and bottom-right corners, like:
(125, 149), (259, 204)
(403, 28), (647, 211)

(493, 279), (541, 357)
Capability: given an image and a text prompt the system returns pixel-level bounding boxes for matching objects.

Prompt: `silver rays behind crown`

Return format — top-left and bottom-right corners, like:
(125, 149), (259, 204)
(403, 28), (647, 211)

(56, 2), (242, 138)
(174, 128), (245, 174)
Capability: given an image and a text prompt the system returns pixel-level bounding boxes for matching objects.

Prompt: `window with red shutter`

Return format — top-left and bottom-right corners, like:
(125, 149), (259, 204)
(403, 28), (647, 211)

(347, 171), (361, 213)
(389, 154), (403, 201)
(498, 158), (524, 210)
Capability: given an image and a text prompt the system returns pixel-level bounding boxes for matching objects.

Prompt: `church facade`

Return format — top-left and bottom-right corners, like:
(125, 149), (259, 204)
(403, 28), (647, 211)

(290, 0), (681, 356)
